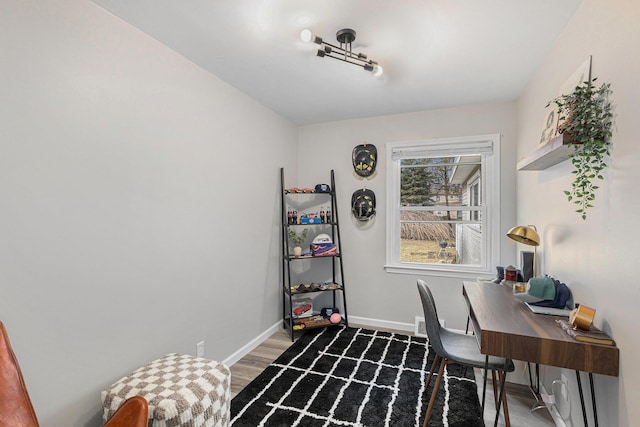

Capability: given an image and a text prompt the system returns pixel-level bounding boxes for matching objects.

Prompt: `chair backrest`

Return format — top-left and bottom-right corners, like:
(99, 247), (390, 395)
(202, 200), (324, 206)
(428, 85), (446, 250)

(0, 321), (39, 427)
(417, 280), (447, 358)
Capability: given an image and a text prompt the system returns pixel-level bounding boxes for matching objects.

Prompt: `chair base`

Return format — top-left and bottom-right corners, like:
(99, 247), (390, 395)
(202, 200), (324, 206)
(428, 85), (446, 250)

(422, 358), (510, 427)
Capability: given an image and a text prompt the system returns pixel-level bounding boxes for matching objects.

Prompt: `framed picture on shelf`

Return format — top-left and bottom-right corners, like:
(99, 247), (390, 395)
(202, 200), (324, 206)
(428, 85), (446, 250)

(559, 56), (591, 97)
(539, 104), (559, 146)
(539, 56), (592, 146)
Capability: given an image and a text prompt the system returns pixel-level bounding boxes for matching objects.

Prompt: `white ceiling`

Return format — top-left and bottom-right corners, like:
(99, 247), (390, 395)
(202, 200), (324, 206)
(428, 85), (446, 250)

(90, 0), (583, 125)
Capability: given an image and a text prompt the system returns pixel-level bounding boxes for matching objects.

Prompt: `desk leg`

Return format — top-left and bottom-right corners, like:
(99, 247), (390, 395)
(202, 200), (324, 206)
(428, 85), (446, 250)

(589, 373), (598, 427)
(576, 371), (588, 427)
(493, 359), (509, 427)
(526, 363), (546, 412)
(575, 371), (600, 427)
(482, 355), (489, 412)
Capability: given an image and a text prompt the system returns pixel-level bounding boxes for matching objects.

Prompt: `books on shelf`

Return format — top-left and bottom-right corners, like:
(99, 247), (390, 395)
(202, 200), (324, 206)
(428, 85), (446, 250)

(556, 319), (616, 346)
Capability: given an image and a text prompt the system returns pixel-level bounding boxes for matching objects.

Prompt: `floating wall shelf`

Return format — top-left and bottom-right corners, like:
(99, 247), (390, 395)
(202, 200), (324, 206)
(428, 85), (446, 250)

(517, 134), (578, 171)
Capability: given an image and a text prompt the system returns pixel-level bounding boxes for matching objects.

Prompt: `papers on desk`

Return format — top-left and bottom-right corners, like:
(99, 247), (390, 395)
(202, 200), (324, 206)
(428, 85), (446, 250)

(524, 302), (571, 317)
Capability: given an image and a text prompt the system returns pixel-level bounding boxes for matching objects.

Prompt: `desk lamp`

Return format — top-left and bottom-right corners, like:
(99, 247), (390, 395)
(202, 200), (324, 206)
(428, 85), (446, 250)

(507, 224), (544, 412)
(507, 225), (540, 278)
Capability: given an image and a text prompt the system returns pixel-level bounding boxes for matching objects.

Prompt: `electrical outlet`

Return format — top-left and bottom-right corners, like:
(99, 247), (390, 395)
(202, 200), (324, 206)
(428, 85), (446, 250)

(196, 341), (205, 358)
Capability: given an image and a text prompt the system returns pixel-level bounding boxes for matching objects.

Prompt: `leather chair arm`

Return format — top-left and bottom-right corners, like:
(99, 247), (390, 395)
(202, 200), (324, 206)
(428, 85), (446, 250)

(103, 396), (148, 427)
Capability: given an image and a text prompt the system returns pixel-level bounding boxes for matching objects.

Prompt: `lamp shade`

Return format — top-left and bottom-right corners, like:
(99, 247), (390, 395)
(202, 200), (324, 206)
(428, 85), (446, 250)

(507, 225), (540, 247)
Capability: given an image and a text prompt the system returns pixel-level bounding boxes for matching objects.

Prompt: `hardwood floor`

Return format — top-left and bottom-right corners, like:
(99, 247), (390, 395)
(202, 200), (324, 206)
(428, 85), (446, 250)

(229, 325), (555, 426)
(230, 328), (294, 397)
(475, 368), (555, 426)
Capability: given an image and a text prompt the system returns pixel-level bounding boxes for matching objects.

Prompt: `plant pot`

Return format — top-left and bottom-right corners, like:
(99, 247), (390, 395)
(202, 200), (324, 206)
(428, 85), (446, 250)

(559, 132), (580, 145)
(293, 246), (302, 257)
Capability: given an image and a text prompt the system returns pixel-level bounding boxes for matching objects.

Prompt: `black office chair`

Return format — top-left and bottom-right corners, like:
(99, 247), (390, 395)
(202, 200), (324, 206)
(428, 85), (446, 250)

(417, 280), (514, 427)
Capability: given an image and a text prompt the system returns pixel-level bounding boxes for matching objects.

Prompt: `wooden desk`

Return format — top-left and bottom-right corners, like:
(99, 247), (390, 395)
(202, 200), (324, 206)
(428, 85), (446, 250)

(463, 281), (618, 376)
(463, 281), (619, 426)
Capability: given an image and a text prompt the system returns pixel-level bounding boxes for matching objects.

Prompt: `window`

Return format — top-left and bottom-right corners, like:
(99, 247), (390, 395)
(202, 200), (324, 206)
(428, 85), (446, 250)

(468, 174), (481, 222)
(385, 134), (500, 277)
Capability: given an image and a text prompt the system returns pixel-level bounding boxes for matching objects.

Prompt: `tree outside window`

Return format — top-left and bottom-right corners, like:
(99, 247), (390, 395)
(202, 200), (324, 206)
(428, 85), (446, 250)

(400, 156), (477, 264)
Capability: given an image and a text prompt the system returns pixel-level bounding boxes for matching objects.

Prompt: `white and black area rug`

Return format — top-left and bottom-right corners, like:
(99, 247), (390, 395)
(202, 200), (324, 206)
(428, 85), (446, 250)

(231, 327), (482, 426)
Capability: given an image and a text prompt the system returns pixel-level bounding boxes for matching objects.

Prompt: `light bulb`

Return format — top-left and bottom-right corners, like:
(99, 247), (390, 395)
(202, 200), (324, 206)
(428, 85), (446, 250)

(300, 29), (313, 43)
(373, 64), (384, 77)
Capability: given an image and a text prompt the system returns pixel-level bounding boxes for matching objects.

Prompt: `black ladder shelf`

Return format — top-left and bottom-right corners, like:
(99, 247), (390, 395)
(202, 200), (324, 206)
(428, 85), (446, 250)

(280, 168), (349, 341)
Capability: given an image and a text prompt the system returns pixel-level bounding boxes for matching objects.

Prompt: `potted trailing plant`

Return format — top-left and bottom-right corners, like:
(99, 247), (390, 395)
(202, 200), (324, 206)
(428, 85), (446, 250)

(288, 228), (308, 257)
(548, 78), (614, 220)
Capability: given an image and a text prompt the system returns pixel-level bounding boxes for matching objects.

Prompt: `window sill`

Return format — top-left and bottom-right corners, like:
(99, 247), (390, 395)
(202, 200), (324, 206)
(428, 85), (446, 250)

(384, 263), (493, 280)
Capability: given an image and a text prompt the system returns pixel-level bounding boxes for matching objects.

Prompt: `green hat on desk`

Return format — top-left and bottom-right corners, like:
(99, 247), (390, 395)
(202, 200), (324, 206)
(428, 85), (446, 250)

(514, 277), (556, 303)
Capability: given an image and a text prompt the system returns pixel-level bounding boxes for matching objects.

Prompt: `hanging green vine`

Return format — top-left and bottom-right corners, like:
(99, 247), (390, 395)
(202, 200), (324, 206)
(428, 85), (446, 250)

(547, 78), (614, 220)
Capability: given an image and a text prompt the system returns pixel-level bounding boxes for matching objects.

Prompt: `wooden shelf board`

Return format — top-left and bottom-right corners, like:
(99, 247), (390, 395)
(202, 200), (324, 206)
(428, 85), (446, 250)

(517, 134), (578, 171)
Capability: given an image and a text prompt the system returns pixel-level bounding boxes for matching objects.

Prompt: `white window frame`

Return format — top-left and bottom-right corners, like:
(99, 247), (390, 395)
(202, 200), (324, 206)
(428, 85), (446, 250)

(468, 172), (481, 222)
(385, 134), (501, 278)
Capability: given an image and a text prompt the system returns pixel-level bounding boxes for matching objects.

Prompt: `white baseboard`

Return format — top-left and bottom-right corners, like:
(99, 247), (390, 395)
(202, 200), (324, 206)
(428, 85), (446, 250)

(222, 316), (467, 368)
(348, 315), (414, 332)
(222, 320), (281, 367)
(348, 315), (467, 335)
(222, 316), (419, 367)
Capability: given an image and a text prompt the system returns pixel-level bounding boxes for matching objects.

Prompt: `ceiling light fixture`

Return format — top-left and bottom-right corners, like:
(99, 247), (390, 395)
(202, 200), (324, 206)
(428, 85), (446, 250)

(300, 28), (383, 77)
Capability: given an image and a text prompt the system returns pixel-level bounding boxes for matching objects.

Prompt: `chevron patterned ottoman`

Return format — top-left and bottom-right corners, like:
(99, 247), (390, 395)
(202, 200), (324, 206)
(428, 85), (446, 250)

(101, 353), (231, 427)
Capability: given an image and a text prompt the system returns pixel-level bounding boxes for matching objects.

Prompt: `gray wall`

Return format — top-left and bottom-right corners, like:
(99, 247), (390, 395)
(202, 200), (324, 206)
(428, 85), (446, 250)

(516, 0), (639, 425)
(4, 0), (639, 426)
(297, 103), (517, 332)
(0, 1), (297, 425)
